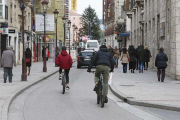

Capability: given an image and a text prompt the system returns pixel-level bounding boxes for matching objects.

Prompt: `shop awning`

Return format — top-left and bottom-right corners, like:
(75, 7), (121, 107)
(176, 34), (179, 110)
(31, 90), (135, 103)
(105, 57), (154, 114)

(119, 33), (130, 36)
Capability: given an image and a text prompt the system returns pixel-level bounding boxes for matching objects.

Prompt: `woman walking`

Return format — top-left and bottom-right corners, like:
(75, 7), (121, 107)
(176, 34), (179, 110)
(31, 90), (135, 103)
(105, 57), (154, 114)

(129, 46), (136, 73)
(114, 46), (120, 68)
(120, 48), (130, 73)
(144, 46), (151, 70)
(155, 47), (168, 82)
(25, 48), (32, 76)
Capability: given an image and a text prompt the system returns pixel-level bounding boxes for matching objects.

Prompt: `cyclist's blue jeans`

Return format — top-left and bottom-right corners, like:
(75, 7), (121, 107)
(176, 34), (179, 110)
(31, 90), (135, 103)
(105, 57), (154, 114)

(139, 62), (144, 71)
(95, 65), (110, 95)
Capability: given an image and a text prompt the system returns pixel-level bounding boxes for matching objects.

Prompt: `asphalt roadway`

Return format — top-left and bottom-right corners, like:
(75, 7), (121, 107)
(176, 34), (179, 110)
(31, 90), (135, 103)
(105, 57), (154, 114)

(8, 65), (180, 120)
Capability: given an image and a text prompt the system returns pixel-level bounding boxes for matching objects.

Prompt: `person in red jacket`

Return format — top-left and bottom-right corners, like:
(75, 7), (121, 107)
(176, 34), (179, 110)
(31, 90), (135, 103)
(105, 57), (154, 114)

(55, 46), (73, 90)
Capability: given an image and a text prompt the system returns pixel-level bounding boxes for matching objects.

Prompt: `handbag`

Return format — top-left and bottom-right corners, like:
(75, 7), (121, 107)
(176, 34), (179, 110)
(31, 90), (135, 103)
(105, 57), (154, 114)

(26, 58), (30, 63)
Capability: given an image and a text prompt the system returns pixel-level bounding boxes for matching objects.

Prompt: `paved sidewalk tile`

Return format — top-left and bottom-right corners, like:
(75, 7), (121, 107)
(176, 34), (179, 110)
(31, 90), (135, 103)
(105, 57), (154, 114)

(111, 64), (180, 109)
(0, 59), (59, 120)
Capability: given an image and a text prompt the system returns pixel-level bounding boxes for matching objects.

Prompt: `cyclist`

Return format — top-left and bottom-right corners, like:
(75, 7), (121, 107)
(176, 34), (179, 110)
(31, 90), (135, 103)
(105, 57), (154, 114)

(88, 45), (115, 103)
(55, 46), (73, 90)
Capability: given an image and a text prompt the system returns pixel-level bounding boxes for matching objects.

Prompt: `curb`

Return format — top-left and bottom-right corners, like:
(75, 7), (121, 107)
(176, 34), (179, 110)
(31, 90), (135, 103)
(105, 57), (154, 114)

(109, 84), (180, 112)
(1, 60), (76, 120)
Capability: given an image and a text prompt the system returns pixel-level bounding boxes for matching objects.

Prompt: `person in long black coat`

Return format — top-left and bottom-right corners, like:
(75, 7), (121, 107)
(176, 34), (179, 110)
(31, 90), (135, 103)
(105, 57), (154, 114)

(42, 46), (45, 61)
(25, 48), (32, 76)
(137, 45), (145, 73)
(136, 45), (140, 70)
(144, 46), (151, 70)
(155, 47), (168, 82)
(129, 47), (136, 73)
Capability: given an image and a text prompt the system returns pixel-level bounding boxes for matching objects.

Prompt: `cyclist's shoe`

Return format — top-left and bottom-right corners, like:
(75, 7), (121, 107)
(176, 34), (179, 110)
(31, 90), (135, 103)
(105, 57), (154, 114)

(59, 75), (62, 80)
(93, 84), (98, 91)
(66, 86), (70, 90)
(105, 97), (108, 103)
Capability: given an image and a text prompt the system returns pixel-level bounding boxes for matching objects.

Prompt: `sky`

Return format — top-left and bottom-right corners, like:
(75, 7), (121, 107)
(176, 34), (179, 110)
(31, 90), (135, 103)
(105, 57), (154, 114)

(71, 0), (103, 19)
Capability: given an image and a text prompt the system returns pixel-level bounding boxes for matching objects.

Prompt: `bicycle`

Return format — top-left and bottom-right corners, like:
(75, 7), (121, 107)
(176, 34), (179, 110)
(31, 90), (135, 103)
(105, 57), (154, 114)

(89, 71), (106, 108)
(61, 70), (66, 94)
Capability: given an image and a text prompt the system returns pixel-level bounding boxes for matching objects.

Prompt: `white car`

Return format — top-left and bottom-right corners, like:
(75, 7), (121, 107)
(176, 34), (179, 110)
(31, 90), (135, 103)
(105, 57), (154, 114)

(85, 40), (99, 52)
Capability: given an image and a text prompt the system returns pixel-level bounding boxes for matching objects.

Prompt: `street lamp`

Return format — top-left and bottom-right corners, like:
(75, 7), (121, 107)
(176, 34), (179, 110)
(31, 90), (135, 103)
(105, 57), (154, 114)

(88, 21), (91, 39)
(41, 0), (48, 72)
(20, 0), (27, 81)
(62, 16), (67, 46)
(75, 26), (78, 47)
(68, 20), (71, 54)
(53, 9), (59, 57)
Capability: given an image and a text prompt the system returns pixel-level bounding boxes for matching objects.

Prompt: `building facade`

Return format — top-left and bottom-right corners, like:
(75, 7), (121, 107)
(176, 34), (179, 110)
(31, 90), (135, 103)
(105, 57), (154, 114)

(103, 0), (126, 48)
(126, 0), (180, 80)
(69, 10), (81, 47)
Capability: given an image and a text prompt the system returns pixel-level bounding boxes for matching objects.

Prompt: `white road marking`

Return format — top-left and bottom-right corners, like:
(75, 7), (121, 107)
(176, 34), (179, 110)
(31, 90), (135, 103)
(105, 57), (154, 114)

(108, 92), (163, 120)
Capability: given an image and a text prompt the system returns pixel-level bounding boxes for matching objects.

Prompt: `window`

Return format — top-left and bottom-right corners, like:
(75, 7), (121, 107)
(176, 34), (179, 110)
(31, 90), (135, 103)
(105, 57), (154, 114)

(11, 18), (12, 23)
(5, 6), (8, 19)
(0, 5), (2, 17)
(87, 42), (98, 48)
(73, 17), (75, 20)
(149, 21), (151, 31)
(0, 0), (2, 3)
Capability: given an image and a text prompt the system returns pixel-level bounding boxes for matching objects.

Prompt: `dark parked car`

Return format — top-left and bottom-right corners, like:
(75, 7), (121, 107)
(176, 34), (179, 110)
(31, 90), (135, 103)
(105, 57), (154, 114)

(77, 50), (96, 68)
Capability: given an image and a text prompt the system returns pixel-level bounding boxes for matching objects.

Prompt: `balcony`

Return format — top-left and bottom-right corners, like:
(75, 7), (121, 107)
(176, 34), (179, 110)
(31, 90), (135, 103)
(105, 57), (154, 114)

(126, 12), (132, 19)
(135, 0), (144, 7)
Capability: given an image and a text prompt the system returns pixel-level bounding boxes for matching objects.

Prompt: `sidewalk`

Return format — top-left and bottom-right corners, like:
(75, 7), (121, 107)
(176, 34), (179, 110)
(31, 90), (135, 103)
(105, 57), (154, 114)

(110, 64), (180, 111)
(0, 59), (60, 120)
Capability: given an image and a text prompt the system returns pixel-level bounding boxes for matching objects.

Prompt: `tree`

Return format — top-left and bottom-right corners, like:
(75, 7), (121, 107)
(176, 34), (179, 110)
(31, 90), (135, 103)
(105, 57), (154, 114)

(80, 6), (101, 40)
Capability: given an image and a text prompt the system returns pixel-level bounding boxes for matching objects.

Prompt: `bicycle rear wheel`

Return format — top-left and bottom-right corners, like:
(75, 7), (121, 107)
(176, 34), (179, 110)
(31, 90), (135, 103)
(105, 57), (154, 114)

(101, 83), (105, 108)
(62, 75), (66, 94)
(97, 84), (100, 104)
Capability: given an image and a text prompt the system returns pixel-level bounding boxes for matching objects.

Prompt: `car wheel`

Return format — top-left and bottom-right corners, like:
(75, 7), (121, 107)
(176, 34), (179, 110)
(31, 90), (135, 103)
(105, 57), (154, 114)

(77, 64), (81, 68)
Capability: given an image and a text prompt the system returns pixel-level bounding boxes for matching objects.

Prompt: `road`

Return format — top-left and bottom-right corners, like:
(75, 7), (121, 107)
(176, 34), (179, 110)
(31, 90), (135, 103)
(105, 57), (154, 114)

(8, 65), (180, 120)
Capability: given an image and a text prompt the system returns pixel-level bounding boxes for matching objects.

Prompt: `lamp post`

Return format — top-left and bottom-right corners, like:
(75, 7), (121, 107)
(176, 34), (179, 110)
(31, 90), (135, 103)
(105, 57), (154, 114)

(41, 0), (48, 72)
(88, 21), (91, 39)
(62, 16), (67, 46)
(75, 26), (78, 48)
(20, 0), (27, 81)
(53, 9), (59, 57)
(68, 20), (71, 54)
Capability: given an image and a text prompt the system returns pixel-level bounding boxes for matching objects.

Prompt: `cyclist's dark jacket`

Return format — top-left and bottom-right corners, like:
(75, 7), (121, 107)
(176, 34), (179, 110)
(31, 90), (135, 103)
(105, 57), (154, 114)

(88, 48), (115, 70)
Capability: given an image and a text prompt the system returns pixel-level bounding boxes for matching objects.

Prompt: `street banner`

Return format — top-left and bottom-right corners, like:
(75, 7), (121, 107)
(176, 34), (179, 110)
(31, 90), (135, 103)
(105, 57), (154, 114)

(82, 36), (88, 41)
(35, 14), (54, 32)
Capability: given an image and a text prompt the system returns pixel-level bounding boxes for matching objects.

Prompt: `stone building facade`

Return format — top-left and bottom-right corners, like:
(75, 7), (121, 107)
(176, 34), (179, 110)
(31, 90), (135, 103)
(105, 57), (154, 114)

(103, 0), (126, 48)
(126, 0), (180, 80)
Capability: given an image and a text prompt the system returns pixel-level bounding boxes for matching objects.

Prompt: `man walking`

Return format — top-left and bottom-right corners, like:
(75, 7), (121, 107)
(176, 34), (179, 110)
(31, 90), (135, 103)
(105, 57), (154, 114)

(108, 45), (114, 55)
(1, 46), (16, 83)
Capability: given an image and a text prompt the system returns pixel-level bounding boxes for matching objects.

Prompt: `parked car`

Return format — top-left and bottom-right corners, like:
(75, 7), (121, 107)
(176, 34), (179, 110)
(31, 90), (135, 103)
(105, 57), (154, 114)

(77, 50), (96, 68)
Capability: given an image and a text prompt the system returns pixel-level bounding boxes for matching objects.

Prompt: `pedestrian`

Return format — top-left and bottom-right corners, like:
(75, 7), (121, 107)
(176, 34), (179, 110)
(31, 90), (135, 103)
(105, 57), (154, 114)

(137, 45), (145, 73)
(120, 48), (130, 73)
(128, 45), (133, 70)
(55, 46), (73, 89)
(136, 45), (140, 70)
(1, 46), (16, 83)
(108, 45), (114, 55)
(144, 46), (151, 70)
(25, 48), (32, 76)
(56, 47), (60, 58)
(42, 46), (45, 61)
(155, 47), (168, 82)
(114, 46), (120, 68)
(129, 46), (136, 73)
(46, 47), (49, 61)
